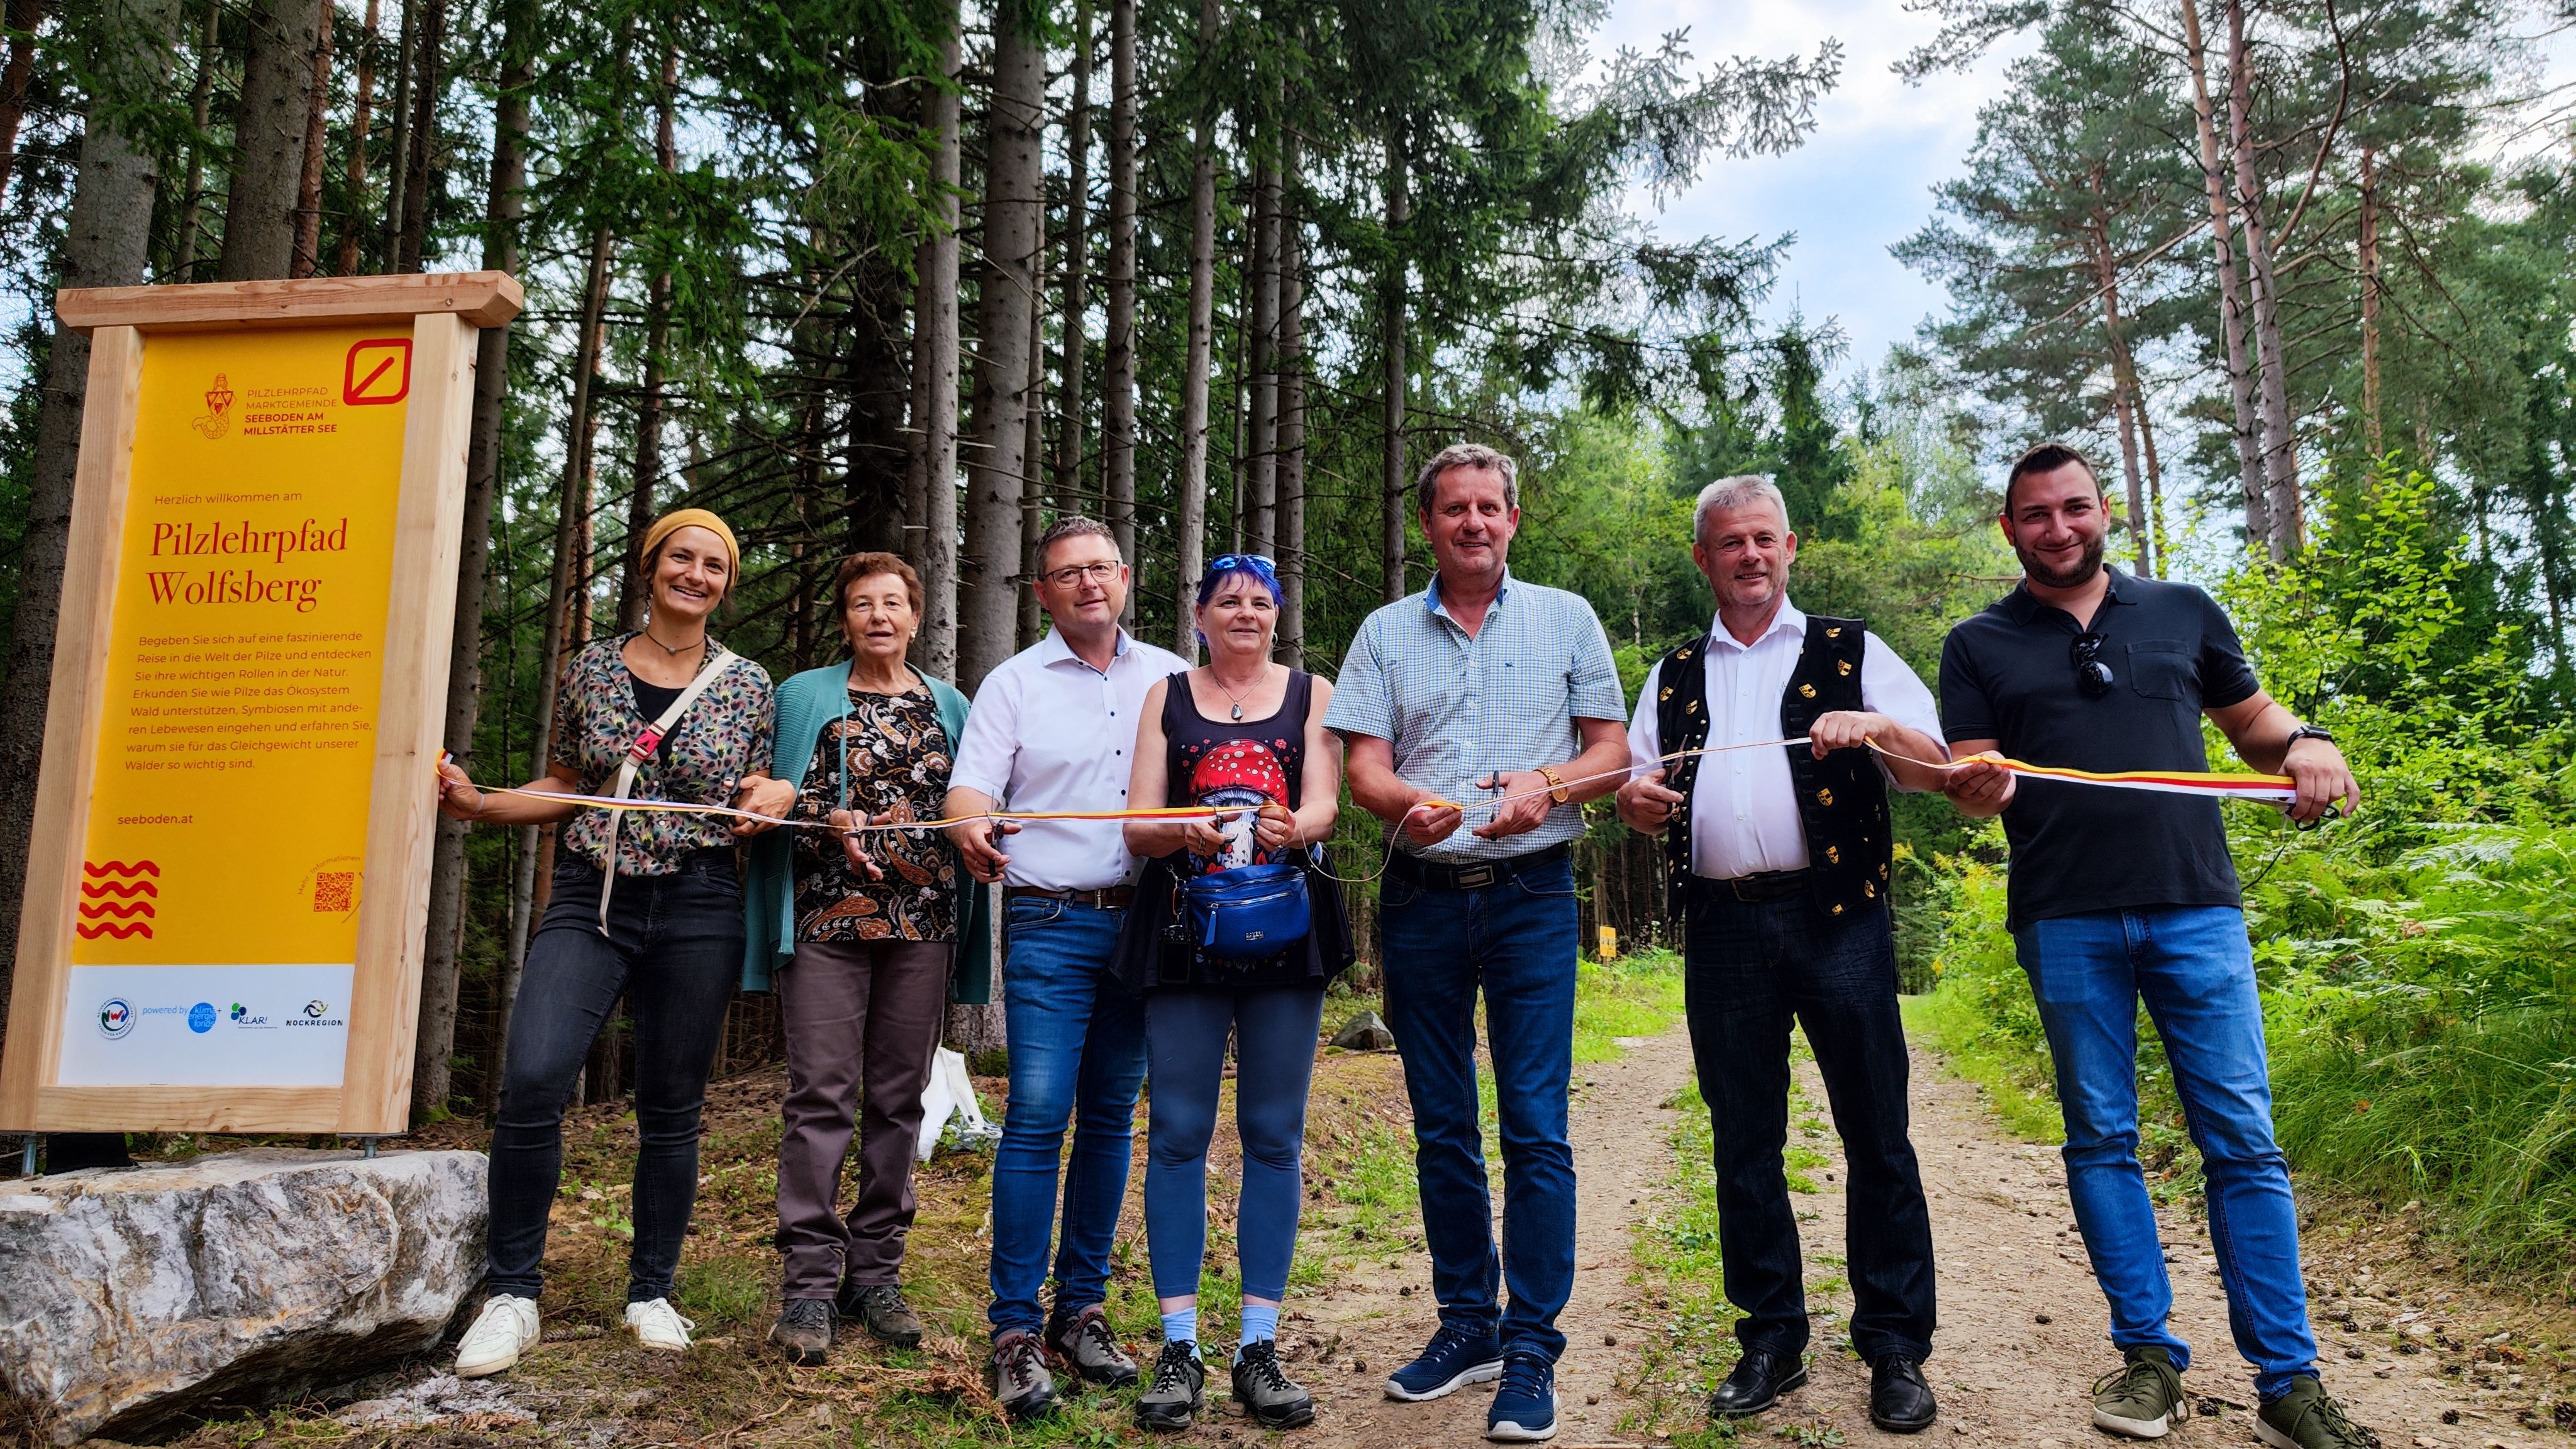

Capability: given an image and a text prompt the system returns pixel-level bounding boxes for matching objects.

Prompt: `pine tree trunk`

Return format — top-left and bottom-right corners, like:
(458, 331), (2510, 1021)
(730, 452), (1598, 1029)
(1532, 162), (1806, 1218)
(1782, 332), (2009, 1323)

(1174, 0), (1222, 660)
(1054, 0), (1094, 517)
(914, 17), (962, 680)
(618, 42), (680, 635)
(2136, 363), (2166, 577)
(2177, 0), (2269, 553)
(288, 0), (333, 276)
(0, 0), (182, 1035)
(2224, 0), (2297, 556)
(172, 0), (221, 279)
(378, 0), (413, 258)
(960, 7), (1042, 691)
(1017, 238), (1047, 648)
(393, 0), (442, 273)
(1245, 143), (1280, 558)
(336, 0), (379, 275)
(0, 0), (52, 211)
(411, 0), (530, 1117)
(1276, 135), (1306, 665)
(217, 0), (325, 280)
(1103, 0), (1140, 606)
(2359, 145), (2382, 462)
(1381, 131), (1409, 602)
(2087, 217), (2150, 576)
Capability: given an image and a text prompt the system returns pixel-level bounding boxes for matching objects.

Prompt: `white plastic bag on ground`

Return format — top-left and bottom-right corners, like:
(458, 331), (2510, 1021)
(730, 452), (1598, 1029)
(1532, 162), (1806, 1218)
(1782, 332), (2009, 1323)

(915, 1046), (1001, 1161)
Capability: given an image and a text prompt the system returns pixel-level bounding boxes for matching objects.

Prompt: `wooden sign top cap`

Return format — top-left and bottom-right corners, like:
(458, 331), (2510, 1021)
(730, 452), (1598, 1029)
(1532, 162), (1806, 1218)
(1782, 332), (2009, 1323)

(57, 271), (525, 335)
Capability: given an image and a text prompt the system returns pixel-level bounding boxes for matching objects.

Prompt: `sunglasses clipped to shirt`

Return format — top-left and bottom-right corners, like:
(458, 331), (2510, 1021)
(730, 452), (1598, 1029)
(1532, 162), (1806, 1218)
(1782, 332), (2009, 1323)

(2071, 630), (2115, 698)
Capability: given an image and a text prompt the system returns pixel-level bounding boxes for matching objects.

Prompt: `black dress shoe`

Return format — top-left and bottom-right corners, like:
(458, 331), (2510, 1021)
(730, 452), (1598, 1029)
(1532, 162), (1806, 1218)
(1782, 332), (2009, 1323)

(1708, 1349), (1808, 1418)
(1870, 1355), (1938, 1433)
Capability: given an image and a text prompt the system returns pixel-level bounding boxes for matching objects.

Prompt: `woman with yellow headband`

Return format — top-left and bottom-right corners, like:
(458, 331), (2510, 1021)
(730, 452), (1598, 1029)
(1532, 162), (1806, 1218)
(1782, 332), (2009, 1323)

(434, 508), (794, 1375)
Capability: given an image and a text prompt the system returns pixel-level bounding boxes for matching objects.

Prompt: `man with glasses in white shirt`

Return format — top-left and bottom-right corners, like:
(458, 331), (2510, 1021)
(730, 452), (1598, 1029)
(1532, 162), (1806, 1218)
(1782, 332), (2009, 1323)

(945, 517), (1189, 1419)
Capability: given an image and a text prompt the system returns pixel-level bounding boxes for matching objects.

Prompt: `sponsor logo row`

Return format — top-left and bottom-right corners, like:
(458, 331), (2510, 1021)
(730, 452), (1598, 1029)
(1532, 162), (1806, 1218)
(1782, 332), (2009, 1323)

(95, 996), (345, 1038)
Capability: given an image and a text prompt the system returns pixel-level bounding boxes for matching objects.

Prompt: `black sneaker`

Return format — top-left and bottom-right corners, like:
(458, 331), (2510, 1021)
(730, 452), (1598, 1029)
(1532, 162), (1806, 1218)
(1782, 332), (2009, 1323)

(1045, 1301), (1141, 1387)
(1135, 1341), (1206, 1432)
(1232, 1339), (1317, 1429)
(1384, 1321), (1506, 1401)
(765, 1297), (835, 1366)
(991, 1330), (1058, 1420)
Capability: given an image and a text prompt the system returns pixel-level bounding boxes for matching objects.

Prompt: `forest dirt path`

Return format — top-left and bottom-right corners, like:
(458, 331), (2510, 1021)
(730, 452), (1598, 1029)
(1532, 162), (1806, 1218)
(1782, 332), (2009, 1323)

(1275, 1024), (2574, 1449)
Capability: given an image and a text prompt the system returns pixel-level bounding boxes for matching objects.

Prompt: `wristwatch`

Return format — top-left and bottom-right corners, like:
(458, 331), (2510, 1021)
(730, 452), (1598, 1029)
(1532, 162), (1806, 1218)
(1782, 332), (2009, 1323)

(2285, 724), (2336, 749)
(1537, 765), (1571, 804)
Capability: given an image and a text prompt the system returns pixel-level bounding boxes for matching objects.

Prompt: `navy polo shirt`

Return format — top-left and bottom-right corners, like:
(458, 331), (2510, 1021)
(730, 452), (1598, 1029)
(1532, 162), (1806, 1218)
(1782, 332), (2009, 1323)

(1937, 568), (2262, 930)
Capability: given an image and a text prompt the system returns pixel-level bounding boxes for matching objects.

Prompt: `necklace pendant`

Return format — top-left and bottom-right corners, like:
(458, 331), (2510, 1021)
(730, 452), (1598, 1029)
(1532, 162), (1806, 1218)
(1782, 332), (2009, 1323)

(1230, 703), (1243, 721)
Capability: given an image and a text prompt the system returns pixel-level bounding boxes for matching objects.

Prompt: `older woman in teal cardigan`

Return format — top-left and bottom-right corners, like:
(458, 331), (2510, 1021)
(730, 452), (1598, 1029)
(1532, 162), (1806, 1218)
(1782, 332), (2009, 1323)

(741, 552), (992, 1365)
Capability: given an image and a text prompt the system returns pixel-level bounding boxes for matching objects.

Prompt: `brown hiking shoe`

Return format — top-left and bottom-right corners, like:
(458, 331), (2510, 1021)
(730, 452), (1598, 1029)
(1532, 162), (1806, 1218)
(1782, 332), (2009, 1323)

(766, 1297), (835, 1366)
(1045, 1302), (1141, 1387)
(837, 1280), (923, 1349)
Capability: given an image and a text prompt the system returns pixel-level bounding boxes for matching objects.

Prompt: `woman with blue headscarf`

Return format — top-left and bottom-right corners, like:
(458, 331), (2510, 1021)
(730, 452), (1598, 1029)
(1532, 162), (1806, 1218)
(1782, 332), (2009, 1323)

(1114, 554), (1351, 1433)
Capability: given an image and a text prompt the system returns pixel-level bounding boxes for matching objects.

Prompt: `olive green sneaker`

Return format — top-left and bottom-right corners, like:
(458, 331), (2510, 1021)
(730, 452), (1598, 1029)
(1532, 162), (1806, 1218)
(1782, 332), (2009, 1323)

(2092, 1346), (2187, 1439)
(2257, 1375), (2382, 1449)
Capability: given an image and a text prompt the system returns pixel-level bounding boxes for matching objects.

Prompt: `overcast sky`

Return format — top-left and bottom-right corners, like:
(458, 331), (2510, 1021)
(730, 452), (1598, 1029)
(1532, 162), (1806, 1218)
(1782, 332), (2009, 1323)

(1592, 0), (2576, 387)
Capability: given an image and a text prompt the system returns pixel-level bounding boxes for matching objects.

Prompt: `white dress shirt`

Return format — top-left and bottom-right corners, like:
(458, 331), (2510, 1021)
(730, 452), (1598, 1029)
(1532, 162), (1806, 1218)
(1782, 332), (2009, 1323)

(1624, 599), (1943, 880)
(948, 627), (1190, 891)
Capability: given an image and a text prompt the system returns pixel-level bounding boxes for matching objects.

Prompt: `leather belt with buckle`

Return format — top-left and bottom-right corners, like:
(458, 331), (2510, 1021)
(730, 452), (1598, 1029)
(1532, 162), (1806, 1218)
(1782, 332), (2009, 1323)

(1007, 885), (1136, 910)
(1689, 868), (1811, 903)
(1387, 842), (1570, 893)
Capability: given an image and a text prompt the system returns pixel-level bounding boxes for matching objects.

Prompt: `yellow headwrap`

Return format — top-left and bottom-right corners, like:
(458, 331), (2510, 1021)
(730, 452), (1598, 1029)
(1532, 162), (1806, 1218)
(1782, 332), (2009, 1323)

(640, 508), (740, 577)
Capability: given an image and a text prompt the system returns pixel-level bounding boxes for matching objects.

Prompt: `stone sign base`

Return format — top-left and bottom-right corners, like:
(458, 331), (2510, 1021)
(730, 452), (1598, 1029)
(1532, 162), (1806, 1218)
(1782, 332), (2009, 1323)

(0, 1148), (486, 1443)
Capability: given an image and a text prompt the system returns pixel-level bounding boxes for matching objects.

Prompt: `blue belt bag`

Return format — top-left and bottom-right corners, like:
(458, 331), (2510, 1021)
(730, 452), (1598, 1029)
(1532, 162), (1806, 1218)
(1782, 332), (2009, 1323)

(1182, 860), (1311, 959)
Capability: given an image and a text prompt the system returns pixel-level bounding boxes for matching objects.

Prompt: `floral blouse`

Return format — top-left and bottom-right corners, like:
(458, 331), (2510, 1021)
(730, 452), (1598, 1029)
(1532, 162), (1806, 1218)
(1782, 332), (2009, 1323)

(550, 633), (775, 876)
(790, 683), (961, 943)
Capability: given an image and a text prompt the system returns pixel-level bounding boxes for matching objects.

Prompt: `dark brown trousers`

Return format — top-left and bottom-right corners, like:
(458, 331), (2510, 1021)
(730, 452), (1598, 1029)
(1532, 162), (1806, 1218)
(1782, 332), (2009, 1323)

(774, 938), (952, 1297)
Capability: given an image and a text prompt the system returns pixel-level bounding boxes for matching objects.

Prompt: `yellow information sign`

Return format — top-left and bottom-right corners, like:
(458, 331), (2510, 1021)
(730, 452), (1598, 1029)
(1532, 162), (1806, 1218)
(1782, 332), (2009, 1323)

(1, 274), (521, 1134)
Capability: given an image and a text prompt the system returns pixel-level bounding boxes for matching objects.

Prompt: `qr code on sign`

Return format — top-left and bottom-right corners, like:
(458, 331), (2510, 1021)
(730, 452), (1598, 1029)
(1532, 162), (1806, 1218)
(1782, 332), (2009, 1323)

(314, 872), (355, 913)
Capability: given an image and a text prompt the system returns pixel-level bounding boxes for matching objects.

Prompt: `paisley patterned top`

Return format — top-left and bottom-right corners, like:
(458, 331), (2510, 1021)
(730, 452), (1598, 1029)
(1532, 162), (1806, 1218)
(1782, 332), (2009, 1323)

(790, 682), (962, 943)
(550, 633), (775, 876)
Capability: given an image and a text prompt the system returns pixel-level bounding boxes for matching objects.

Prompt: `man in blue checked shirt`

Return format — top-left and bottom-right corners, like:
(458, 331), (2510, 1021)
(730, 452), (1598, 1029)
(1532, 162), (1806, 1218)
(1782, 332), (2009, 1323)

(1323, 441), (1632, 1445)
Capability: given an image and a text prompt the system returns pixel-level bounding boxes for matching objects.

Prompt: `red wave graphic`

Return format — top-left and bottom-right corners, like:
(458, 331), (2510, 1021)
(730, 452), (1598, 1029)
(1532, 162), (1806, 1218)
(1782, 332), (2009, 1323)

(82, 880), (158, 898)
(75, 922), (153, 939)
(77, 901), (156, 919)
(84, 860), (160, 878)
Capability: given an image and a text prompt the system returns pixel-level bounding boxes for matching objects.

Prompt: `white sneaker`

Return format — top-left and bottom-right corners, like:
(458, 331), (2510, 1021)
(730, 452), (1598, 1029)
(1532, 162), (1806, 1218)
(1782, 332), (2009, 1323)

(454, 1294), (540, 1378)
(625, 1297), (696, 1352)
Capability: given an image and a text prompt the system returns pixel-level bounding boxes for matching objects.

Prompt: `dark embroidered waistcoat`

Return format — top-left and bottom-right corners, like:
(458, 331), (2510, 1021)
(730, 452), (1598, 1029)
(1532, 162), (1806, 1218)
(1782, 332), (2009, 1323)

(1654, 614), (1894, 922)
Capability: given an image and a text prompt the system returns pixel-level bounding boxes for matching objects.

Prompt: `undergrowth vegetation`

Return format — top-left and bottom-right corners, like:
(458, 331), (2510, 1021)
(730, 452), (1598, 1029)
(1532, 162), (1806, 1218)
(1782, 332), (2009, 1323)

(1911, 465), (2576, 1294)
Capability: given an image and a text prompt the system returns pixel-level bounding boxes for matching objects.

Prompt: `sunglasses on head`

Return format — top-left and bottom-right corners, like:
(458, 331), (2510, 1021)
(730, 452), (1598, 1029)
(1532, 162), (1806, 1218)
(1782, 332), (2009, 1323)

(1209, 553), (1279, 576)
(2071, 631), (2115, 699)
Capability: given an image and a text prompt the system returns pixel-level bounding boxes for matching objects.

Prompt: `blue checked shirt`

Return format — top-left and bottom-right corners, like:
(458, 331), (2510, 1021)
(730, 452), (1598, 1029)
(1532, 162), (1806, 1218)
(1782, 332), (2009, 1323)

(1323, 569), (1628, 862)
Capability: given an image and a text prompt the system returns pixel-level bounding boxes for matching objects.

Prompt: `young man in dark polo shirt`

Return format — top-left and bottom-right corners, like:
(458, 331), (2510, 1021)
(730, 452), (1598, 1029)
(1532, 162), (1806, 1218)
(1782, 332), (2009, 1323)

(1938, 445), (2370, 1449)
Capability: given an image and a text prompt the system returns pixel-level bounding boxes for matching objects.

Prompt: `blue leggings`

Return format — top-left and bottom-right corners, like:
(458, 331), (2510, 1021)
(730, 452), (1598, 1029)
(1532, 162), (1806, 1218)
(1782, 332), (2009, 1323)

(1143, 985), (1326, 1302)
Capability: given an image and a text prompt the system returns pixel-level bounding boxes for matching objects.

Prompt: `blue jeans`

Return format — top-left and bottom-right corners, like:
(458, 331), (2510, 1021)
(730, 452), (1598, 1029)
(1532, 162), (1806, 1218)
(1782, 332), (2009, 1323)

(2016, 906), (2318, 1400)
(987, 895), (1148, 1338)
(1683, 887), (1935, 1365)
(1379, 854), (1580, 1362)
(1143, 985), (1326, 1302)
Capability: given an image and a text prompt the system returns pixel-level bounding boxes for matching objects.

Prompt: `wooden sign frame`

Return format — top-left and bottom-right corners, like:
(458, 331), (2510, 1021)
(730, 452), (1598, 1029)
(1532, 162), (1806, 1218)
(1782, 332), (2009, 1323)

(0, 272), (521, 1135)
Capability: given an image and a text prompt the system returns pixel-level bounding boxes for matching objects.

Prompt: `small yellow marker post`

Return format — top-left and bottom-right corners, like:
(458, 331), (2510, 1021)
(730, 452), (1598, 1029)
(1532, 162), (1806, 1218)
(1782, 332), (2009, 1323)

(1597, 925), (1619, 961)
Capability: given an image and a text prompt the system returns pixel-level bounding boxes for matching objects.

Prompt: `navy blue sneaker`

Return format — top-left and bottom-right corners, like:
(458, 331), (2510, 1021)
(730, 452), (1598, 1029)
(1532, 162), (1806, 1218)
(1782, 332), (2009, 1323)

(1487, 1351), (1558, 1441)
(1384, 1322), (1506, 1402)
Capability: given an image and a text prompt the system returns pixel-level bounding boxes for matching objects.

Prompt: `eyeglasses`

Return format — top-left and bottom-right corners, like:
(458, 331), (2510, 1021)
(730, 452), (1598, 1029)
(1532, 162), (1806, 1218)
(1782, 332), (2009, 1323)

(2071, 631), (2115, 699)
(1041, 560), (1122, 588)
(1209, 553), (1278, 575)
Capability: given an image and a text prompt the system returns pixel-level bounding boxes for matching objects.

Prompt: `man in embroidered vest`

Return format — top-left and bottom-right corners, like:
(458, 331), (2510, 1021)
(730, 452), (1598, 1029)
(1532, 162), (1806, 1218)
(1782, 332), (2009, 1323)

(1940, 445), (2368, 1449)
(1616, 475), (1952, 1434)
(1326, 441), (1631, 1443)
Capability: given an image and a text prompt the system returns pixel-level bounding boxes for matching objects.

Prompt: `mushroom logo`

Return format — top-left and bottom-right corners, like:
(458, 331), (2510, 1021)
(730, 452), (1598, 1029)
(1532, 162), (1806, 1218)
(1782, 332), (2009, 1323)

(1185, 738), (1289, 872)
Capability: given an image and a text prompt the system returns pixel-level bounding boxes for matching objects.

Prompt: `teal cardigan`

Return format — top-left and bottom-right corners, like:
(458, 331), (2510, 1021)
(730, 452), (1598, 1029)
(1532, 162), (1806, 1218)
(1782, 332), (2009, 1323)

(739, 660), (994, 1002)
